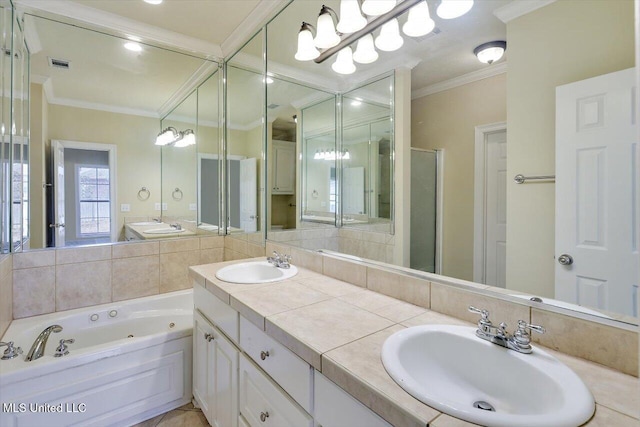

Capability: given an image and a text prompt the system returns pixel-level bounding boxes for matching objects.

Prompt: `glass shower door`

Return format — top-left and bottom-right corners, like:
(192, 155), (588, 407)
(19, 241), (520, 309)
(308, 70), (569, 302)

(410, 149), (437, 272)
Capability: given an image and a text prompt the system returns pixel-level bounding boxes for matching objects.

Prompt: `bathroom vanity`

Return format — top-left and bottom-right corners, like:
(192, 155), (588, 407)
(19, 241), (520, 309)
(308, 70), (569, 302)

(189, 258), (639, 427)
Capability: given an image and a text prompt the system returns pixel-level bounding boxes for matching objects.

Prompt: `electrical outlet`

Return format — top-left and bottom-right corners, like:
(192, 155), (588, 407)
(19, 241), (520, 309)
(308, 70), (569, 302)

(154, 203), (161, 211)
(189, 203), (197, 211)
(162, 203), (168, 211)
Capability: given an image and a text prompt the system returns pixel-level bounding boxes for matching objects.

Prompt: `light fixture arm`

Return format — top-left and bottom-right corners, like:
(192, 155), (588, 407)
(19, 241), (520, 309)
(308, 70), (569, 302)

(314, 0), (422, 63)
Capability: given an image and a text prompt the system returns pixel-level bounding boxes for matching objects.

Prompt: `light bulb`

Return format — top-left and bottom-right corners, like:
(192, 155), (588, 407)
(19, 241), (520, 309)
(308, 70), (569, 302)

(437, 0), (473, 19)
(175, 130), (196, 148)
(337, 0), (367, 34)
(332, 47), (356, 75)
(124, 42), (142, 52)
(403, 1), (435, 37)
(295, 23), (320, 61)
(155, 127), (178, 146)
(314, 7), (340, 49)
(375, 19), (403, 52)
(353, 34), (379, 64)
(361, 0), (396, 16)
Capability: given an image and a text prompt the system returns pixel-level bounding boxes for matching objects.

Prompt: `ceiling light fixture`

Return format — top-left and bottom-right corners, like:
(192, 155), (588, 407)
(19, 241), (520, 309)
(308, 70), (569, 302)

(437, 0), (474, 19)
(124, 42), (142, 52)
(474, 40), (507, 64)
(295, 0), (471, 74)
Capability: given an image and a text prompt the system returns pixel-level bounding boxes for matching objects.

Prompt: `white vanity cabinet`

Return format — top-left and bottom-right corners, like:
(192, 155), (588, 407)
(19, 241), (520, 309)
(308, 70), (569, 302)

(314, 372), (392, 427)
(193, 310), (239, 427)
(239, 354), (313, 427)
(271, 140), (295, 194)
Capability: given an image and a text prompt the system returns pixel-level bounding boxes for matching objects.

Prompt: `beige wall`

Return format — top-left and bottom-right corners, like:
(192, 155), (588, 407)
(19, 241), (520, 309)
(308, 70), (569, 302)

(506, 0), (634, 296)
(412, 73), (507, 280)
(46, 104), (162, 243)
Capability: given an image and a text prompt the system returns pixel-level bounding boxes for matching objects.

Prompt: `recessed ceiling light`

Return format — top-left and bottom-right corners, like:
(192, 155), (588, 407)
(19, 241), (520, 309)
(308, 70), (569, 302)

(143, 0), (163, 4)
(124, 42), (142, 52)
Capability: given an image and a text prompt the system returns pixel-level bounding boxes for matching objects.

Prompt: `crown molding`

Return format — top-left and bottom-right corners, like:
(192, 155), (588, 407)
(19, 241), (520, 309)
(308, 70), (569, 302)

(493, 0), (556, 23)
(220, 0), (289, 57)
(14, 0), (223, 58)
(412, 62), (507, 100)
(49, 96), (160, 119)
(158, 61), (220, 118)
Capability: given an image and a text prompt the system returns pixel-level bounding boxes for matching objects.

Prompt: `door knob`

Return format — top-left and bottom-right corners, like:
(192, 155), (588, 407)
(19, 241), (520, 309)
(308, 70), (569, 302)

(558, 254), (573, 265)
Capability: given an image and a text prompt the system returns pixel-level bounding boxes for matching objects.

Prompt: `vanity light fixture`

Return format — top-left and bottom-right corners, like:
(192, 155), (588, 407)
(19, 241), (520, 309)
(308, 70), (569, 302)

(474, 41), (507, 64)
(143, 0), (163, 4)
(313, 148), (350, 160)
(155, 127), (179, 146)
(437, 0), (474, 19)
(375, 18), (404, 52)
(314, 5), (341, 49)
(403, 1), (435, 37)
(332, 47), (356, 75)
(174, 129), (196, 148)
(295, 0), (473, 74)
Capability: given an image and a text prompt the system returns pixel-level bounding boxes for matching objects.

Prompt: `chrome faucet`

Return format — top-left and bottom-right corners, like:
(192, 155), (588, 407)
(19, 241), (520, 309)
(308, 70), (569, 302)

(267, 251), (292, 269)
(170, 223), (182, 230)
(25, 325), (63, 361)
(468, 306), (545, 354)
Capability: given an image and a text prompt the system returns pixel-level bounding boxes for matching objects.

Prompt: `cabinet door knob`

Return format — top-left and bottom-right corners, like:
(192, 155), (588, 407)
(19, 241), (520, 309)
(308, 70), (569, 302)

(204, 333), (214, 342)
(260, 411), (269, 422)
(260, 350), (270, 360)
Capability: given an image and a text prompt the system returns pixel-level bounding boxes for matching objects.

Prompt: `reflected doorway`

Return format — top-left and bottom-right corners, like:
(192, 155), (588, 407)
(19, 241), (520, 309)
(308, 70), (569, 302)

(47, 140), (117, 247)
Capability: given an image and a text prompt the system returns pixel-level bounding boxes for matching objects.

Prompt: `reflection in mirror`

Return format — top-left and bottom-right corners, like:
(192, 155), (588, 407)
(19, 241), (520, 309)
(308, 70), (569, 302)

(301, 98), (337, 226)
(226, 30), (264, 241)
(265, 0), (638, 323)
(341, 75), (393, 233)
(23, 13), (217, 248)
(1, 3), (29, 254)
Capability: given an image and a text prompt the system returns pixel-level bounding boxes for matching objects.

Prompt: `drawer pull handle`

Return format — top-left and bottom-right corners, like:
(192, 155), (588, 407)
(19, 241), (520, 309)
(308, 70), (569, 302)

(260, 411), (269, 422)
(260, 350), (270, 360)
(204, 333), (214, 342)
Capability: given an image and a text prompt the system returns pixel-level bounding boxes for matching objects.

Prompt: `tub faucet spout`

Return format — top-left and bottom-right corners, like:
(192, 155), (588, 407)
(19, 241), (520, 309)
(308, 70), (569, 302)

(26, 325), (63, 361)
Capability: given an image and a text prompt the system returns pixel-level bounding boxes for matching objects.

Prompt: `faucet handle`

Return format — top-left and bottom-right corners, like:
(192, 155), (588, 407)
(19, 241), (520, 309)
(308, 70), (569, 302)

(54, 339), (75, 357)
(517, 320), (545, 335)
(0, 342), (23, 360)
(511, 320), (545, 351)
(468, 306), (492, 331)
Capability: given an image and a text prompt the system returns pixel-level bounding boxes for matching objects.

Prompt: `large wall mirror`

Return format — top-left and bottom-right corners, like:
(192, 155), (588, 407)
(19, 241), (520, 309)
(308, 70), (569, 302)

(264, 0), (638, 325)
(17, 11), (220, 249)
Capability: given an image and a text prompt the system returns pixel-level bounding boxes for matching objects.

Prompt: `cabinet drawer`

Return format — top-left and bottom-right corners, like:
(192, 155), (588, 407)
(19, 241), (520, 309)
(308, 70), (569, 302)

(239, 354), (312, 427)
(315, 372), (391, 427)
(194, 282), (239, 343)
(240, 316), (312, 412)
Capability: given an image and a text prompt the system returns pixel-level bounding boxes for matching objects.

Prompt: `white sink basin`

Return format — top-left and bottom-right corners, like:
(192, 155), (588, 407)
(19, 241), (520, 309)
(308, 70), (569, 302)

(143, 228), (185, 234)
(215, 261), (298, 284)
(129, 221), (163, 226)
(381, 325), (594, 427)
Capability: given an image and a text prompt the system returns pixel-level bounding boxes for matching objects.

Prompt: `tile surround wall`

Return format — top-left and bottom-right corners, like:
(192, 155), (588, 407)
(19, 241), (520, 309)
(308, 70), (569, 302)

(268, 241), (639, 377)
(0, 254), (13, 337)
(11, 235), (229, 319)
(4, 236), (638, 377)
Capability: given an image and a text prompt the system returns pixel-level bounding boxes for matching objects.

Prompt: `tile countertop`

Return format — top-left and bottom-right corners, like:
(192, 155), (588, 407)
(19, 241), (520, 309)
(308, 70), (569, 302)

(189, 259), (640, 427)
(125, 223), (196, 240)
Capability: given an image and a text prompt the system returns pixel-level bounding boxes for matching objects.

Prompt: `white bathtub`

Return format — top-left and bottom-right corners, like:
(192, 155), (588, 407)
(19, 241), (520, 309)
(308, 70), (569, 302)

(0, 290), (193, 427)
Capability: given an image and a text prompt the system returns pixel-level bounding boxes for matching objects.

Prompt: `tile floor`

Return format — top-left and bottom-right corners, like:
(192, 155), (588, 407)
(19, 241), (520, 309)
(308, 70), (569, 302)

(133, 403), (209, 427)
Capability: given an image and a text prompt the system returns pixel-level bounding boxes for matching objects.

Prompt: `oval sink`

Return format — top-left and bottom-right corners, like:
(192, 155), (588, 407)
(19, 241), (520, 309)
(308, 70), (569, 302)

(381, 325), (594, 427)
(129, 221), (164, 226)
(143, 228), (186, 234)
(215, 261), (298, 284)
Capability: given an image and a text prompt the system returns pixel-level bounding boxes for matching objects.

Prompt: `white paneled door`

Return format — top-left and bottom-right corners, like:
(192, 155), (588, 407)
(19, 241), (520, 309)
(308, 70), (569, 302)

(52, 140), (66, 247)
(485, 130), (507, 288)
(556, 68), (638, 316)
